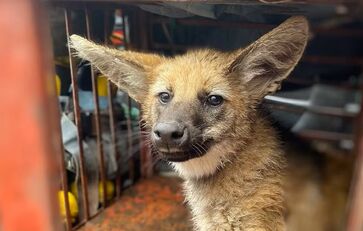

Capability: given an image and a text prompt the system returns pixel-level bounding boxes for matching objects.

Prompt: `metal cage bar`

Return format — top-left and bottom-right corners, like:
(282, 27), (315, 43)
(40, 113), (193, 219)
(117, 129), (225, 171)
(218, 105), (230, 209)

(126, 97), (135, 182)
(84, 7), (108, 209)
(121, 10), (136, 183)
(104, 10), (123, 198)
(64, 8), (91, 222)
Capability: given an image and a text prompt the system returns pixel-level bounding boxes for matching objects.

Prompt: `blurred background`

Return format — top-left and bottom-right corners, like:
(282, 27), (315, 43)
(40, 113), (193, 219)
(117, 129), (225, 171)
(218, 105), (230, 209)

(0, 0), (363, 231)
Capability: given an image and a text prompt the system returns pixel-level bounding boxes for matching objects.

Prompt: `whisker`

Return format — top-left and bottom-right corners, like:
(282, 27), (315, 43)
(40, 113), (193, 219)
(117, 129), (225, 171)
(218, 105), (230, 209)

(197, 142), (208, 153)
(192, 143), (203, 157)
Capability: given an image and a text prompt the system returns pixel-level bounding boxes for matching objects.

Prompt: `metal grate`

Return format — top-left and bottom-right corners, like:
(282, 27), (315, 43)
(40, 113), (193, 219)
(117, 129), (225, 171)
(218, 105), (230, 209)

(59, 5), (151, 230)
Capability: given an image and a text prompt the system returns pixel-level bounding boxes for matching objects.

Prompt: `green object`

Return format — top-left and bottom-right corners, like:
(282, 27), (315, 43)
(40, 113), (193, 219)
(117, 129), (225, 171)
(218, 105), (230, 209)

(121, 103), (140, 120)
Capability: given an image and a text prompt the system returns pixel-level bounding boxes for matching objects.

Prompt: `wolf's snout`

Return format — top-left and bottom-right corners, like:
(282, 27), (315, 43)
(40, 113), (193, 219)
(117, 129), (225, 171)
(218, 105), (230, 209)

(153, 122), (188, 147)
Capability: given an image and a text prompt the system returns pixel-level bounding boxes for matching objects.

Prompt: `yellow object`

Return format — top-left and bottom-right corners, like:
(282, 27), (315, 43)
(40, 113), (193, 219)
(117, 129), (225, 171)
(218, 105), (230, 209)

(97, 75), (108, 97)
(58, 191), (78, 223)
(99, 180), (115, 203)
(70, 180), (115, 204)
(55, 74), (61, 96)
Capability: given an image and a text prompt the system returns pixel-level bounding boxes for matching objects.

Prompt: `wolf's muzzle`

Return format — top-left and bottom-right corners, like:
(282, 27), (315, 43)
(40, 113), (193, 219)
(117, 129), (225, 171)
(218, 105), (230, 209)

(152, 121), (189, 147)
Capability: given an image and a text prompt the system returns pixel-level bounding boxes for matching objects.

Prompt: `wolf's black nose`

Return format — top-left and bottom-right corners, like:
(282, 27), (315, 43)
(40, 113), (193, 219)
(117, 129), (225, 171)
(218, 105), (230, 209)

(153, 122), (188, 146)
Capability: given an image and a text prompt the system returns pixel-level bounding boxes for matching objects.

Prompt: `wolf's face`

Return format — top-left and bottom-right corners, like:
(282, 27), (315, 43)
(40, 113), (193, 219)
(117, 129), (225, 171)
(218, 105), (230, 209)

(70, 16), (309, 178)
(144, 50), (247, 163)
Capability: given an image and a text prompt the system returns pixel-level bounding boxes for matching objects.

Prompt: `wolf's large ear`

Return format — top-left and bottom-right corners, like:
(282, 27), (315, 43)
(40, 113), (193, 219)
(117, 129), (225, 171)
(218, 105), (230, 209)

(69, 35), (163, 102)
(228, 16), (309, 100)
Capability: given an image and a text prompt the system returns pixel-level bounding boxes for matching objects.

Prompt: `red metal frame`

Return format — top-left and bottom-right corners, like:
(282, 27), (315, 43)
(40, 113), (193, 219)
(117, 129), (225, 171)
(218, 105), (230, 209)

(0, 1), (61, 230)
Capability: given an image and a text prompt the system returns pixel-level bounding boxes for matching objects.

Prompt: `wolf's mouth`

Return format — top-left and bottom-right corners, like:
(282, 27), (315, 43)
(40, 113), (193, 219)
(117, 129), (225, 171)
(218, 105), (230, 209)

(157, 140), (214, 162)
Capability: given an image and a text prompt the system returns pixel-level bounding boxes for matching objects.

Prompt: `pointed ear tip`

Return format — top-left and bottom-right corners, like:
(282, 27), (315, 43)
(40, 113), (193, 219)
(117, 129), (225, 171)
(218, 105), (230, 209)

(69, 34), (87, 45)
(68, 35), (94, 53)
(70, 34), (79, 39)
(286, 16), (309, 32)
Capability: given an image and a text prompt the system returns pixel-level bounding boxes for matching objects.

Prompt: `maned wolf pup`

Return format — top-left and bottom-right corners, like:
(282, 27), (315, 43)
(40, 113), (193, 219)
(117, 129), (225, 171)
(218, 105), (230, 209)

(70, 16), (309, 230)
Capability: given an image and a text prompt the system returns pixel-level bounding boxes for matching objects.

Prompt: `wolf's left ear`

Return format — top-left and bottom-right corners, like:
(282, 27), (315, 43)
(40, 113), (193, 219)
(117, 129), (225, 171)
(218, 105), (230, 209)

(69, 35), (163, 102)
(228, 16), (309, 100)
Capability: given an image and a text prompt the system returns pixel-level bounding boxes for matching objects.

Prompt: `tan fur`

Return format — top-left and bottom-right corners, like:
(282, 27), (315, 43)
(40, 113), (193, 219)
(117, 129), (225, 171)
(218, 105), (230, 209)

(70, 16), (309, 230)
(183, 118), (286, 230)
(284, 146), (353, 231)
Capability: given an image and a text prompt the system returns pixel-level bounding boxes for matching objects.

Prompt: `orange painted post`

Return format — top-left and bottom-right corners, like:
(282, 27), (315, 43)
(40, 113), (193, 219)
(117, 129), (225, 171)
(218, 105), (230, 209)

(0, 1), (61, 230)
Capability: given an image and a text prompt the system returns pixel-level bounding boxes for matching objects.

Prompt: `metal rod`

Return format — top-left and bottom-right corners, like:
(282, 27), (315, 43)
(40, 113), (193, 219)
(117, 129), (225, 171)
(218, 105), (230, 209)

(85, 8), (108, 207)
(284, 78), (363, 90)
(72, 207), (105, 230)
(127, 97), (135, 182)
(296, 130), (353, 141)
(346, 96), (363, 231)
(122, 10), (129, 50)
(120, 10), (135, 182)
(49, 6), (70, 231)
(104, 10), (122, 198)
(64, 8), (90, 221)
(139, 119), (149, 178)
(137, 9), (148, 51)
(136, 9), (152, 178)
(72, 205), (107, 230)
(264, 95), (359, 118)
(71, 220), (86, 230)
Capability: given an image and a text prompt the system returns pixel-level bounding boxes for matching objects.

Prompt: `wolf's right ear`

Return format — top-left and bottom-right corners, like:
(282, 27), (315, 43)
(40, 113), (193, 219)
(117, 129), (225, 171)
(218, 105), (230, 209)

(227, 16), (309, 100)
(69, 35), (163, 102)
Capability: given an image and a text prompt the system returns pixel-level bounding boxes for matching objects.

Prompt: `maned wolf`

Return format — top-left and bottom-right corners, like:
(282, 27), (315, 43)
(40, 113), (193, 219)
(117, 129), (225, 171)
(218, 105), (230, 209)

(70, 16), (309, 230)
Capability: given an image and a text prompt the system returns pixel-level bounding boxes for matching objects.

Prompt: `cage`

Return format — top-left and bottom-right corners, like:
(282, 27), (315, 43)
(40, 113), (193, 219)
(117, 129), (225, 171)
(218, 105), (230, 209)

(1, 0), (363, 231)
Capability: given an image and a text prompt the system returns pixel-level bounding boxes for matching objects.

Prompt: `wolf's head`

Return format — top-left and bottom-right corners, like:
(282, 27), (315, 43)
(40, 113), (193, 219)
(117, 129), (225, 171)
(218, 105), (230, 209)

(70, 16), (309, 179)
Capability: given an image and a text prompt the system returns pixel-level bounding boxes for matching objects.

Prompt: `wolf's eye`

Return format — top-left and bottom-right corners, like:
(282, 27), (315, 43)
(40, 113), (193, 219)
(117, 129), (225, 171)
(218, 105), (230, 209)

(159, 92), (171, 104)
(207, 95), (223, 106)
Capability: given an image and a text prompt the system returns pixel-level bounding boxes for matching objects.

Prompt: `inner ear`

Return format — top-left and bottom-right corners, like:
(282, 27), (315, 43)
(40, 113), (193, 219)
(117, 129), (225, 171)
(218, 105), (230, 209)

(69, 34), (164, 103)
(228, 16), (309, 99)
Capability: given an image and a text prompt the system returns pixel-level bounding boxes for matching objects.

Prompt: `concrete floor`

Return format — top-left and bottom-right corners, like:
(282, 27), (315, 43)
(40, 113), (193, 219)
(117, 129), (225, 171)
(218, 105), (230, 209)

(80, 176), (192, 231)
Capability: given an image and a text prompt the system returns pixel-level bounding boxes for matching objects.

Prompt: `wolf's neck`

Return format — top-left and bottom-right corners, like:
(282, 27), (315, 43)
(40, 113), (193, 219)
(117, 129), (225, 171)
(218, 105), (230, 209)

(181, 120), (286, 230)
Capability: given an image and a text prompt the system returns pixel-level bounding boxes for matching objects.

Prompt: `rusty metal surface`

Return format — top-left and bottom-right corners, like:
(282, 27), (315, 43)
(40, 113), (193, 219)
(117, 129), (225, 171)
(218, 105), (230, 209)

(0, 1), (61, 230)
(65, 9), (91, 221)
(79, 176), (191, 231)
